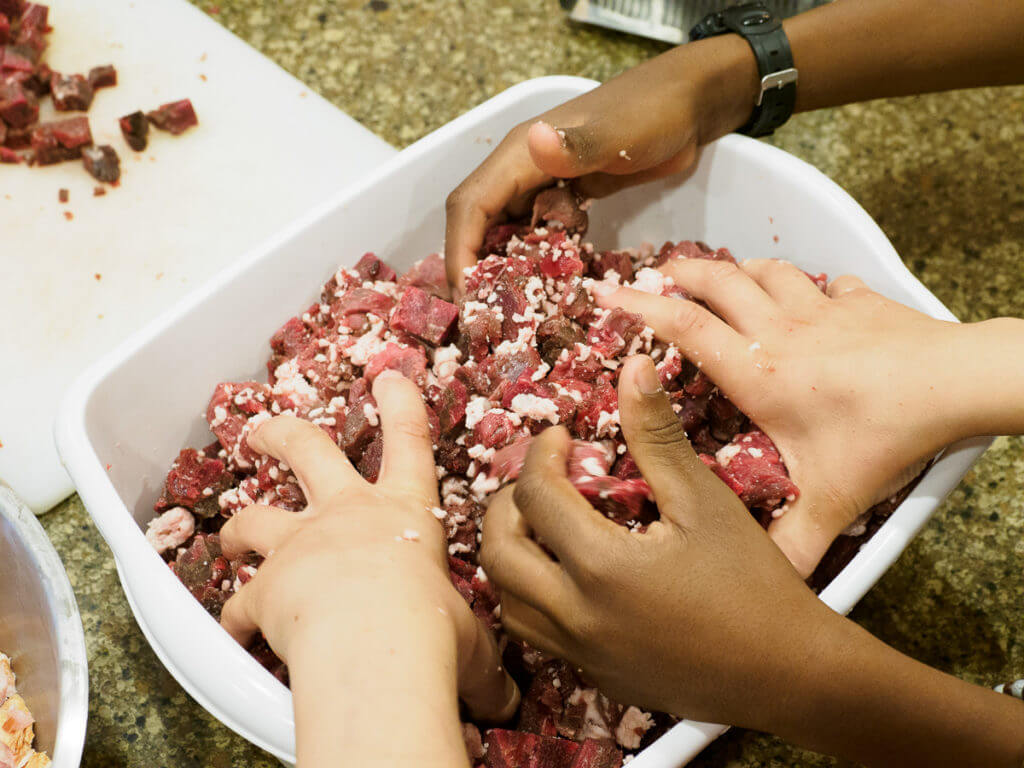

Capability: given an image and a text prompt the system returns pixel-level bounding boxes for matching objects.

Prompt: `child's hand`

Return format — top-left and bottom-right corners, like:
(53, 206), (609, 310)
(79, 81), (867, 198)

(444, 36), (758, 293)
(480, 355), (838, 728)
(481, 356), (1024, 768)
(220, 372), (518, 768)
(598, 258), (973, 576)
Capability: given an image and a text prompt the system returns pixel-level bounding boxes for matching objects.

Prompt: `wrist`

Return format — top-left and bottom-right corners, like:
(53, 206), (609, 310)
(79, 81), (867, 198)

(945, 318), (1024, 440)
(682, 34), (760, 145)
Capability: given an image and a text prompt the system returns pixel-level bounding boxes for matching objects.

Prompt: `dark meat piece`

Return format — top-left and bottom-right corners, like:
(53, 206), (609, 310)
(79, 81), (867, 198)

(484, 729), (582, 768)
(398, 252), (450, 300)
(0, 146), (19, 163)
(31, 116), (93, 165)
(570, 739), (624, 768)
(536, 315), (584, 366)
(0, 14), (9, 45)
(0, 81), (38, 129)
(87, 64), (117, 89)
(82, 144), (120, 183)
(0, 44), (35, 73)
(50, 72), (94, 111)
(589, 250), (634, 282)
(93, 186), (106, 196)
(0, 0), (18, 19)
(532, 185), (588, 235)
(146, 98), (198, 134)
(426, 377), (468, 434)
(57, 188), (68, 203)
(155, 448), (234, 518)
(118, 110), (148, 151)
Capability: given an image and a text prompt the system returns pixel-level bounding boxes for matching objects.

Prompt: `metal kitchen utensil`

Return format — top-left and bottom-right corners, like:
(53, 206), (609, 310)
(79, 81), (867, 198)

(0, 484), (88, 768)
(561, 0), (827, 44)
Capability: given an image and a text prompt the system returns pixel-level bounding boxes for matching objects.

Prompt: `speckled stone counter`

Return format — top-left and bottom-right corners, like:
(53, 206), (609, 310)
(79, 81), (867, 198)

(40, 2), (1024, 766)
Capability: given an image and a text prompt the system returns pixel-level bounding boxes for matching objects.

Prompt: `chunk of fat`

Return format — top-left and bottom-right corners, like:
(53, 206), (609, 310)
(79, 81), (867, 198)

(715, 443), (742, 466)
(629, 267), (671, 295)
(509, 393), (560, 424)
(463, 396), (491, 430)
(615, 706), (655, 750)
(145, 506), (196, 555)
(432, 344), (462, 381)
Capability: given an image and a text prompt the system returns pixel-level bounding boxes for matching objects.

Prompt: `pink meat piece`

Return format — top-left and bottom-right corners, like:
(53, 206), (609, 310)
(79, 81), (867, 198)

(702, 430), (799, 510)
(473, 410), (518, 450)
(0, 45), (34, 74)
(205, 381), (270, 471)
(559, 278), (595, 321)
(155, 448), (233, 517)
(489, 437), (609, 484)
(570, 740), (624, 768)
(352, 252), (397, 283)
(586, 307), (644, 358)
(398, 252), (450, 300)
(146, 98), (198, 134)
(330, 287), (395, 320)
(364, 342), (427, 387)
(573, 381), (617, 440)
(19, 4), (50, 31)
(426, 377), (468, 434)
(539, 244), (586, 279)
(657, 239), (735, 265)
(459, 305), (502, 360)
(145, 506), (196, 555)
(30, 116), (92, 165)
(390, 286), (459, 345)
(484, 729), (582, 768)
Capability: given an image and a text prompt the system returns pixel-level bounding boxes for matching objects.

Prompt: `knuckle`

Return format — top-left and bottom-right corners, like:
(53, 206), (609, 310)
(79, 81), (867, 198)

(706, 260), (740, 288)
(512, 476), (545, 513)
(671, 301), (705, 337)
(640, 413), (686, 448)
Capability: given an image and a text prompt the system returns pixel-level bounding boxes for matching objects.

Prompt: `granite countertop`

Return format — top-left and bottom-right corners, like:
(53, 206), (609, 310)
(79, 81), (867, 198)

(41, 1), (1024, 766)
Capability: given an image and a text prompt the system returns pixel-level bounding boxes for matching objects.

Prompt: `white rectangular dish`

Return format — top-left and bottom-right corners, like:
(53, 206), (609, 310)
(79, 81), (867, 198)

(55, 75), (990, 765)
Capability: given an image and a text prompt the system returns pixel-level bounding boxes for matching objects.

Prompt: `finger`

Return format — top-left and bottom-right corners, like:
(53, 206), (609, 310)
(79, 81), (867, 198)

(741, 258), (828, 313)
(617, 356), (722, 527)
(514, 427), (621, 571)
(454, 599), (521, 722)
(500, 593), (572, 662)
(573, 144), (699, 200)
(372, 370), (439, 504)
(479, 487), (574, 621)
(827, 274), (869, 299)
(445, 126), (551, 295)
(596, 286), (759, 399)
(248, 415), (362, 506)
(220, 504), (303, 559)
(658, 258), (779, 335)
(220, 585), (260, 648)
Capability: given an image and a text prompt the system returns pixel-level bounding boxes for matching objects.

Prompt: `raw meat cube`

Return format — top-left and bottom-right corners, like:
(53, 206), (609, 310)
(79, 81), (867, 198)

(398, 252), (450, 300)
(364, 342), (428, 387)
(426, 377), (469, 434)
(531, 185), (588, 235)
(589, 250), (634, 281)
(19, 4), (49, 32)
(473, 411), (518, 450)
(146, 98), (198, 134)
(330, 287), (395, 320)
(0, 45), (34, 74)
(154, 448), (233, 518)
(459, 305), (502, 360)
(341, 394), (379, 460)
(480, 222), (523, 258)
(0, 81), (37, 129)
(0, 146), (19, 163)
(30, 116), (92, 165)
(118, 110), (148, 151)
(352, 251), (397, 283)
(586, 307), (644, 358)
(703, 430), (799, 510)
(206, 381), (270, 471)
(81, 144), (120, 183)
(270, 316), (316, 359)
(484, 729), (581, 768)
(49, 72), (93, 111)
(390, 286), (459, 346)
(87, 64), (116, 89)
(570, 739), (624, 768)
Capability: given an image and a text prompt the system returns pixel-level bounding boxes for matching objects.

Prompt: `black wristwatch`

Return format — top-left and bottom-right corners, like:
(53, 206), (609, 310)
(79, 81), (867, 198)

(690, 3), (798, 137)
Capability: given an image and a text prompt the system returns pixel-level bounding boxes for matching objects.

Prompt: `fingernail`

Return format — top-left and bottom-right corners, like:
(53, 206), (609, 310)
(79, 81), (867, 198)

(636, 359), (662, 395)
(375, 369), (403, 383)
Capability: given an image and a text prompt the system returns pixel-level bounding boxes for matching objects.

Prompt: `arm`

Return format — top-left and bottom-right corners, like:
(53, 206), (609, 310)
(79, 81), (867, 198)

(219, 372), (518, 768)
(444, 0), (1024, 290)
(481, 355), (1024, 767)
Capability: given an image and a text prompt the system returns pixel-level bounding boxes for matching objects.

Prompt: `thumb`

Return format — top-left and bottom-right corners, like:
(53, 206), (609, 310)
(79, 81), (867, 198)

(454, 599), (520, 722)
(528, 118), (637, 179)
(617, 355), (717, 525)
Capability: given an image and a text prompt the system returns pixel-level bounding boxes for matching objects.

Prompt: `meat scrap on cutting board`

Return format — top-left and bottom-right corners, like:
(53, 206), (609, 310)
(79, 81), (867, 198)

(149, 187), (904, 766)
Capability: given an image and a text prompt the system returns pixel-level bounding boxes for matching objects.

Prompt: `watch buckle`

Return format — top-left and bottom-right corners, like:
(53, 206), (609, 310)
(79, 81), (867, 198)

(756, 67), (798, 106)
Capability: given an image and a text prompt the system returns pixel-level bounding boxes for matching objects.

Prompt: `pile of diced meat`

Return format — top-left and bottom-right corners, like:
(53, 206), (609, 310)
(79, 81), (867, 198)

(0, 0), (196, 182)
(0, 653), (50, 768)
(147, 187), (893, 767)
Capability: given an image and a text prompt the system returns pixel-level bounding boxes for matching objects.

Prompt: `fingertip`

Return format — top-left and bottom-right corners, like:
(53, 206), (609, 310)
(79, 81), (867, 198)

(526, 120), (567, 174)
(620, 354), (661, 400)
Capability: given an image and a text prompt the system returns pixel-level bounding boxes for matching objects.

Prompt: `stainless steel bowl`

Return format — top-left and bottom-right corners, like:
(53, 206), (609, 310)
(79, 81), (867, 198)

(0, 484), (88, 768)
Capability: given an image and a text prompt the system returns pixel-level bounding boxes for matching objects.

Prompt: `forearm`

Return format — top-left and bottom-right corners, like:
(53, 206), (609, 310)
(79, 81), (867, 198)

(766, 612), (1024, 768)
(289, 606), (468, 768)
(786, 0), (1024, 112)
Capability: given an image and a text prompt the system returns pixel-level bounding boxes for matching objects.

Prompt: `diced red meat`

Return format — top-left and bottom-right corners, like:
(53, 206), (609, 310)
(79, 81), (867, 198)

(0, 14), (9, 46)
(459, 305), (502, 360)
(1, 45), (34, 74)
(146, 98), (198, 134)
(81, 144), (120, 183)
(539, 245), (585, 279)
(352, 251), (397, 283)
(473, 411), (518, 450)
(427, 377), (468, 433)
(708, 391), (746, 442)
(31, 116), (92, 165)
(586, 308), (644, 358)
(19, 4), (49, 32)
(390, 286), (459, 346)
(480, 222), (524, 259)
(657, 239), (735, 265)
(270, 316), (316, 359)
(559, 278), (594, 321)
(364, 342), (427, 387)
(703, 430), (799, 510)
(0, 145), (19, 163)
(531, 185), (588, 235)
(589, 250), (634, 282)
(118, 110), (148, 151)
(398, 252), (450, 300)
(485, 729), (582, 768)
(570, 739), (624, 768)
(341, 394), (379, 460)
(154, 448), (233, 518)
(330, 287), (395, 320)
(356, 431), (383, 482)
(205, 381), (270, 471)
(87, 64), (116, 89)
(50, 72), (93, 111)
(0, 81), (37, 128)
(573, 381), (618, 440)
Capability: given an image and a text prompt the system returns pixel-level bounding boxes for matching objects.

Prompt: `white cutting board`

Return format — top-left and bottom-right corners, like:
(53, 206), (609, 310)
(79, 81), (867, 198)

(0, 0), (398, 512)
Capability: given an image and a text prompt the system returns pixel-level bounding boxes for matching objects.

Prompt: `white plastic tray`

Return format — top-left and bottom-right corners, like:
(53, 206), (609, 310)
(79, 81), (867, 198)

(55, 76), (990, 765)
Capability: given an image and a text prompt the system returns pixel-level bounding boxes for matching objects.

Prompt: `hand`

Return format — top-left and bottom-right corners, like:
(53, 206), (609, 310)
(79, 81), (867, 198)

(444, 35), (759, 294)
(220, 372), (518, 768)
(481, 356), (1024, 768)
(480, 355), (836, 728)
(599, 258), (977, 576)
